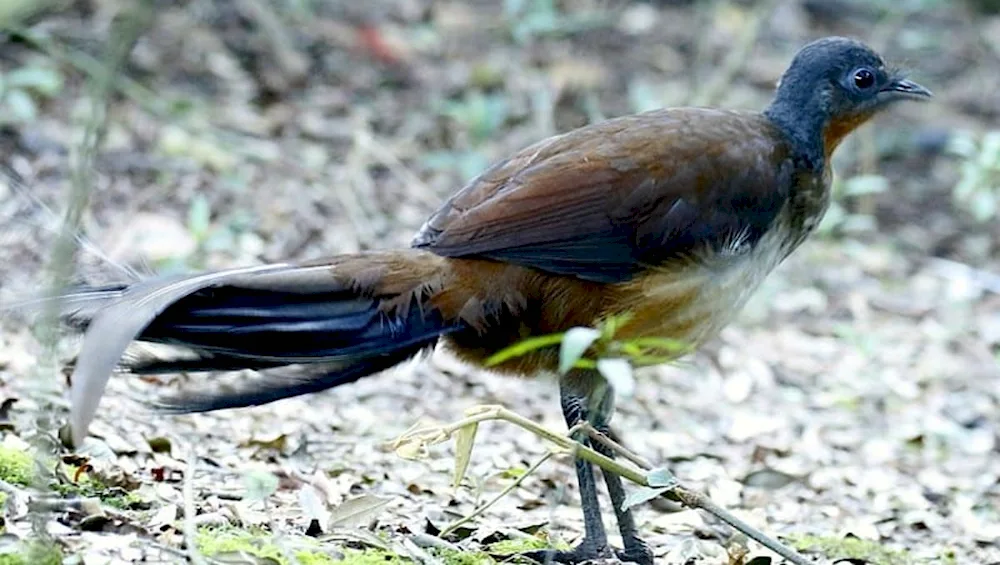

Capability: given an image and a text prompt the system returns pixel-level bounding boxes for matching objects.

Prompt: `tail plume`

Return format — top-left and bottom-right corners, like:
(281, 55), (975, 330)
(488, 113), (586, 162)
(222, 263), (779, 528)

(63, 253), (461, 446)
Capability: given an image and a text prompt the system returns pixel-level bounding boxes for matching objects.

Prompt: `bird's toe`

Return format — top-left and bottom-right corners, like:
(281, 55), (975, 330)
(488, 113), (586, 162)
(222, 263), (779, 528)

(521, 542), (617, 564)
(615, 539), (654, 565)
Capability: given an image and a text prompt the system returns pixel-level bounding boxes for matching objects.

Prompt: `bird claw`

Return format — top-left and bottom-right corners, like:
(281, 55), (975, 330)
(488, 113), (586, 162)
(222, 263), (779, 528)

(520, 545), (612, 564)
(615, 539), (654, 565)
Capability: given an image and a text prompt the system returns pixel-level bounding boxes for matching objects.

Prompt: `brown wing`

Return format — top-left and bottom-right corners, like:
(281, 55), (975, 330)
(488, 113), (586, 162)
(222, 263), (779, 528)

(413, 108), (796, 283)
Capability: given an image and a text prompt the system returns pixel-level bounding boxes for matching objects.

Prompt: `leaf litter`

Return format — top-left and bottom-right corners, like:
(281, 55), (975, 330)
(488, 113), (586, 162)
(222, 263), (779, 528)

(0, 1), (998, 564)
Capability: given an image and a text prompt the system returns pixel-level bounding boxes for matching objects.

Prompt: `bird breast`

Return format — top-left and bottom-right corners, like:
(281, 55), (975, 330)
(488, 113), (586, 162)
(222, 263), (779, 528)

(612, 215), (801, 350)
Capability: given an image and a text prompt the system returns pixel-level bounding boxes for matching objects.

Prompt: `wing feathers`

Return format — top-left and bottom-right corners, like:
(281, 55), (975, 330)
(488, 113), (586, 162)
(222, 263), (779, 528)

(414, 109), (793, 282)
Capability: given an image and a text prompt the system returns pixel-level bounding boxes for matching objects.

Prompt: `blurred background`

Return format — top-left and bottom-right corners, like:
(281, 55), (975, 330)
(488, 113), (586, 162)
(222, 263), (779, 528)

(0, 0), (998, 563)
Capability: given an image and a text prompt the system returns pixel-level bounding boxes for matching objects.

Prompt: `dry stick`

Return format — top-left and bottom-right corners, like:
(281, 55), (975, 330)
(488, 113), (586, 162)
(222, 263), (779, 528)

(398, 406), (811, 565)
(580, 425), (802, 556)
(439, 449), (555, 538)
(438, 421), (586, 537)
(578, 422), (650, 469)
(25, 2), (152, 540)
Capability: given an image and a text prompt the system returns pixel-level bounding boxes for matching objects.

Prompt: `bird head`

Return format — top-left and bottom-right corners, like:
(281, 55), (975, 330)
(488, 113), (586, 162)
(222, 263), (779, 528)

(766, 37), (932, 160)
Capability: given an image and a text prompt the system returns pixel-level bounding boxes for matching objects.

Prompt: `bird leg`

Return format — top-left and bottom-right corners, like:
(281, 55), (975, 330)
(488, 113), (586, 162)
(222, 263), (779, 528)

(524, 378), (652, 565)
(590, 419), (654, 564)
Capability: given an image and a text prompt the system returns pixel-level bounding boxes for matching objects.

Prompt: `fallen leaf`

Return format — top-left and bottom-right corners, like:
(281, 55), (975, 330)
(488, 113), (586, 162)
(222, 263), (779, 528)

(452, 421), (478, 489)
(327, 494), (391, 530)
(741, 468), (801, 490)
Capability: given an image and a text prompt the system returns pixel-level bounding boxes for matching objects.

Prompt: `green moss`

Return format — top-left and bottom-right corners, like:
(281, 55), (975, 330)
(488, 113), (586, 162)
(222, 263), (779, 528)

(103, 490), (146, 510)
(53, 465), (104, 497)
(789, 534), (910, 565)
(53, 466), (146, 509)
(196, 526), (338, 565)
(488, 534), (561, 555)
(296, 551), (341, 565)
(0, 540), (63, 565)
(0, 446), (33, 486)
(433, 548), (495, 564)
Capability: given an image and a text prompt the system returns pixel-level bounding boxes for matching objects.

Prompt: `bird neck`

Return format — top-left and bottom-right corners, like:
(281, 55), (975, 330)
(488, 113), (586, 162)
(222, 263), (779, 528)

(763, 94), (828, 170)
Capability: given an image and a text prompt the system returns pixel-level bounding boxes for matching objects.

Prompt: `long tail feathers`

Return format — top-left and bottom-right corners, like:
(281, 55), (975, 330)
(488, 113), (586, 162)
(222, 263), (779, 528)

(152, 345), (428, 413)
(64, 261), (459, 447)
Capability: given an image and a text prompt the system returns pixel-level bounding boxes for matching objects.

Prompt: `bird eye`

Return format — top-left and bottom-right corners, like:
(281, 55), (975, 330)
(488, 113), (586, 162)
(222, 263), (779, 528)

(853, 68), (875, 90)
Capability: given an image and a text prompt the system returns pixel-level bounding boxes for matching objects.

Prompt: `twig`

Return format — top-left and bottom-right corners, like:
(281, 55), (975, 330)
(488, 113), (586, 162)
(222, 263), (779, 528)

(438, 421), (586, 538)
(581, 426), (810, 562)
(397, 405), (811, 565)
(439, 451), (553, 538)
(397, 406), (654, 490)
(27, 1), (152, 540)
(578, 422), (650, 469)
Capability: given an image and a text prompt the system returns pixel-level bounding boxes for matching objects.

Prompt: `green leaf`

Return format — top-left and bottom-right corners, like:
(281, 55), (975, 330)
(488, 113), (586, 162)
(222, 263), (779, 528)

(486, 332), (565, 366)
(741, 468), (800, 490)
(646, 467), (679, 488)
(242, 469), (279, 503)
(4, 89), (37, 122)
(621, 485), (669, 511)
(559, 327), (600, 374)
(624, 336), (687, 351)
(596, 358), (635, 397)
(598, 312), (632, 340)
(5, 66), (62, 96)
(452, 422), (478, 489)
(187, 194), (211, 239)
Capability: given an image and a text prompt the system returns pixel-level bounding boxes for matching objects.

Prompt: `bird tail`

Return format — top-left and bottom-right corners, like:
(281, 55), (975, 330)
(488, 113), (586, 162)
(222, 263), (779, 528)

(62, 250), (462, 446)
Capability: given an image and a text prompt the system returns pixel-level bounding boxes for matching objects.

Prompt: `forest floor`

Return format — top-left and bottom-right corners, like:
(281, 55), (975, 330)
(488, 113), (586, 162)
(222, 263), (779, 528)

(0, 1), (998, 563)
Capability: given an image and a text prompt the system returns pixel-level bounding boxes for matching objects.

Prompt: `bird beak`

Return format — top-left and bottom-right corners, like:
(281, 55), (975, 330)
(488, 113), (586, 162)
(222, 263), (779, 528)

(880, 77), (933, 101)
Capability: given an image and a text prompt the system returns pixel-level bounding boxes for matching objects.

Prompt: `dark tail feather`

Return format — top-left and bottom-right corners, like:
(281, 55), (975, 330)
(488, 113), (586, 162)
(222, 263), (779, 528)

(153, 344), (429, 413)
(63, 261), (460, 446)
(134, 286), (453, 365)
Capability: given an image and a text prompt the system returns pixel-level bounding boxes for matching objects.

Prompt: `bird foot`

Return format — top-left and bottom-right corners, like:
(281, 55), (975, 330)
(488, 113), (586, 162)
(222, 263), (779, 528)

(614, 539), (654, 565)
(520, 544), (613, 564)
(522, 540), (652, 564)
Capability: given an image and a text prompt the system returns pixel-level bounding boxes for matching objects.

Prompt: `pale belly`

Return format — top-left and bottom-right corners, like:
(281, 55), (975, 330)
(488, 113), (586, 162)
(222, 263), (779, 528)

(613, 227), (794, 348)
